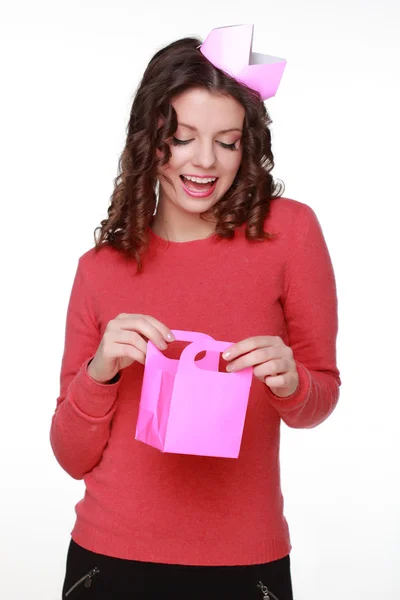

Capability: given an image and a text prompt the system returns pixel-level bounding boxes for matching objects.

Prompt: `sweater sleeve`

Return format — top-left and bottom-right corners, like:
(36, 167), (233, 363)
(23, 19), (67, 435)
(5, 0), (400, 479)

(50, 256), (122, 479)
(266, 203), (341, 428)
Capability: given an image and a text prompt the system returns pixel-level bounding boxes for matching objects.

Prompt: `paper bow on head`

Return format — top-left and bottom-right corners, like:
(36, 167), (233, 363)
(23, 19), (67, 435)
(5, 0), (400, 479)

(200, 24), (286, 101)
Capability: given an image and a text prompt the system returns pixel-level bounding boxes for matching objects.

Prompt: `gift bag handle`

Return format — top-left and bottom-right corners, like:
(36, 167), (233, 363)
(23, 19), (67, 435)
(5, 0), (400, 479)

(169, 330), (214, 344)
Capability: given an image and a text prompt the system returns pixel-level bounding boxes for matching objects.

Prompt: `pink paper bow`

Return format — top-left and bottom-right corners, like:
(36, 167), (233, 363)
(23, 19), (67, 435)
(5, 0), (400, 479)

(200, 24), (287, 101)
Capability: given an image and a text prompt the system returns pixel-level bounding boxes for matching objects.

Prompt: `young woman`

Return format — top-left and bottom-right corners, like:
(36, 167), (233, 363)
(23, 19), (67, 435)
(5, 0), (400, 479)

(51, 28), (341, 600)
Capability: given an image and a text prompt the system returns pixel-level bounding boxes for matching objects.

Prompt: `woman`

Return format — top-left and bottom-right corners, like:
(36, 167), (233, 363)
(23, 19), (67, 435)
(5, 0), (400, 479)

(51, 26), (341, 600)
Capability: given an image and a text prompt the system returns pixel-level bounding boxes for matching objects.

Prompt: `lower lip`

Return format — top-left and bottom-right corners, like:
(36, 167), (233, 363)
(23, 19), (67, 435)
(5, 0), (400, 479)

(180, 177), (218, 198)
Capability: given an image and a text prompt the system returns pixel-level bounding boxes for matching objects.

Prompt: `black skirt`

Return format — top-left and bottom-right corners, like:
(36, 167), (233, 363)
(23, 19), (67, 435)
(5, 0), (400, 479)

(62, 538), (294, 600)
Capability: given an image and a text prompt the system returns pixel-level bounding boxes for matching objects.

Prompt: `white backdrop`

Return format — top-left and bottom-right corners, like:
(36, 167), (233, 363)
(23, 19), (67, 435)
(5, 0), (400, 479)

(1, 1), (399, 598)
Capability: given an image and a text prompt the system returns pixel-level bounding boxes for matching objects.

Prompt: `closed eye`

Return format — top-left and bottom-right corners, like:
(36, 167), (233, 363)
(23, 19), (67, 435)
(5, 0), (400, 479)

(171, 137), (240, 151)
(172, 137), (193, 146)
(218, 141), (240, 151)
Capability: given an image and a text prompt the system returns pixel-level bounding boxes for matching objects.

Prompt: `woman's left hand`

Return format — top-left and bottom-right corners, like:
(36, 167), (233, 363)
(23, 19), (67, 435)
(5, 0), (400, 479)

(222, 336), (299, 398)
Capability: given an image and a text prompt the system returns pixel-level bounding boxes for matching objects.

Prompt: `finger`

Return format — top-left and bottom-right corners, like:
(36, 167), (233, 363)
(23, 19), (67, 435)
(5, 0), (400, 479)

(116, 314), (175, 344)
(226, 349), (285, 373)
(117, 344), (146, 365)
(222, 336), (281, 361)
(143, 315), (175, 343)
(253, 358), (290, 379)
(112, 329), (148, 356)
(102, 332), (146, 364)
(115, 316), (171, 350)
(264, 374), (289, 388)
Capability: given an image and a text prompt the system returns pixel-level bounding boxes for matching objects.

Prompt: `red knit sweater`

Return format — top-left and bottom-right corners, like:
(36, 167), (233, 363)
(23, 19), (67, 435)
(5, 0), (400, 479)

(50, 197), (341, 566)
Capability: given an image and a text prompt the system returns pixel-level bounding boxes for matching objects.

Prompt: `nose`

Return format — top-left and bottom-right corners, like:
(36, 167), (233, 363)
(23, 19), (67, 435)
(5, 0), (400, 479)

(192, 141), (217, 170)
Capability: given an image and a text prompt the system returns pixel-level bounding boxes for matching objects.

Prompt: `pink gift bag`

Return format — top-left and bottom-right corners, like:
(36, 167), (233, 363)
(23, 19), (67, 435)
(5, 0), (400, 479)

(135, 330), (253, 458)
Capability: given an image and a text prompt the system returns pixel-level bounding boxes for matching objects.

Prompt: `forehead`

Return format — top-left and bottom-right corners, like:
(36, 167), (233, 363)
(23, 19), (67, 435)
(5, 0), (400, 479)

(171, 88), (245, 133)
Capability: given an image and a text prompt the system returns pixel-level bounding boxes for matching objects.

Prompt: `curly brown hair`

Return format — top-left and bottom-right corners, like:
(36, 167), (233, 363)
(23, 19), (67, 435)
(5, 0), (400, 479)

(94, 36), (285, 269)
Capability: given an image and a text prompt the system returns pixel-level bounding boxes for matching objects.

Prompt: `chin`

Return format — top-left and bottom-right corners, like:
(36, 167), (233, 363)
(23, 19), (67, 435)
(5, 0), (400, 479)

(177, 194), (219, 215)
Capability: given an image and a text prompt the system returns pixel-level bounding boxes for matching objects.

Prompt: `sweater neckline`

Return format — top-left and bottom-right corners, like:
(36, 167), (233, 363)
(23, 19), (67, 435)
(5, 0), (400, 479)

(148, 227), (219, 248)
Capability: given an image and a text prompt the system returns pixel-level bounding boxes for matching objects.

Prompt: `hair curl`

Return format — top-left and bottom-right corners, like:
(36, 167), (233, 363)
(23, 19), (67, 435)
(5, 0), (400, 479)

(94, 37), (285, 269)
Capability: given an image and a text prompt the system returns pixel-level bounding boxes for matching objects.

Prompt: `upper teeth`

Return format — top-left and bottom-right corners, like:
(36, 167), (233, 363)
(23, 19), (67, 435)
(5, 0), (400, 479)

(183, 176), (216, 183)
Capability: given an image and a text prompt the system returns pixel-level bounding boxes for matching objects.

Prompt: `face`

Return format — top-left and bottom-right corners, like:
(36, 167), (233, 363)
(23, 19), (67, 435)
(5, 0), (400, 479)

(157, 88), (245, 217)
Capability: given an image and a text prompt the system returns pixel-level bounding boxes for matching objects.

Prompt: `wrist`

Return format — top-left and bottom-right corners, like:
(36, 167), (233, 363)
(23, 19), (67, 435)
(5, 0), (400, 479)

(87, 358), (120, 385)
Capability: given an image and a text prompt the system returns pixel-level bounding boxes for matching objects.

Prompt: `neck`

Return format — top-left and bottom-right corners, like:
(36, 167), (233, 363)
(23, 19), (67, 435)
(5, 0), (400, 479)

(151, 196), (216, 243)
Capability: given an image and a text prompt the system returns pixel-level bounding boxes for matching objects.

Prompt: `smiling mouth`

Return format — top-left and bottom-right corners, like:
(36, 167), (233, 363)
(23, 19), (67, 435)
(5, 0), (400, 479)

(179, 175), (218, 193)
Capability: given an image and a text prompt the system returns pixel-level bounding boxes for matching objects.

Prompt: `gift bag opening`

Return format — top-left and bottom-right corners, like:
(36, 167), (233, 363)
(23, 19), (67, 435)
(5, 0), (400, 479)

(163, 341), (228, 371)
(162, 340), (206, 362)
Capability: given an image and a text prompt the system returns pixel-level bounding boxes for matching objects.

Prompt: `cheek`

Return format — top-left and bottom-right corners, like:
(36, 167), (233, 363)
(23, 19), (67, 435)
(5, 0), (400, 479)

(156, 144), (183, 169)
(160, 147), (188, 176)
(168, 146), (190, 171)
(220, 151), (243, 178)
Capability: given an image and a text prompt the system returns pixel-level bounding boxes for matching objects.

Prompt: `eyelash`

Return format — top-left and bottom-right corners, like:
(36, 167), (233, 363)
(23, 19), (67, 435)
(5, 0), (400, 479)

(171, 137), (239, 151)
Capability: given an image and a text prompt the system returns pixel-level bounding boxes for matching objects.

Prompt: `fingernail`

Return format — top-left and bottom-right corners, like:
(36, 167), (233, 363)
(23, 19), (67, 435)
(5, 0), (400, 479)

(166, 332), (175, 342)
(222, 351), (231, 360)
(159, 340), (168, 350)
(226, 363), (234, 372)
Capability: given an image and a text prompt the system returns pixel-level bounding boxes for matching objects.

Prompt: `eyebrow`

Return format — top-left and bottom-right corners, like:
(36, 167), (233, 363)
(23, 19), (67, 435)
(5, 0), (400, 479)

(178, 122), (242, 134)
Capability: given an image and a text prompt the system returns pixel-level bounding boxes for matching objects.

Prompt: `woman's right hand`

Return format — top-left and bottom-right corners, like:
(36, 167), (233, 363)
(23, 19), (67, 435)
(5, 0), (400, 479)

(87, 314), (175, 384)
